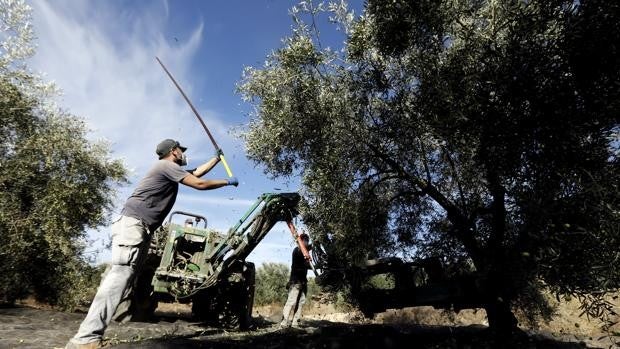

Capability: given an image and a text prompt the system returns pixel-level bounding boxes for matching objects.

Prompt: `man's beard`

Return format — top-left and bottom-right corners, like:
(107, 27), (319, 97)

(175, 153), (187, 166)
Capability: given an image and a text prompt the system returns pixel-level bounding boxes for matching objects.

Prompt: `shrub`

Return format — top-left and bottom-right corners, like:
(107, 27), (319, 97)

(254, 263), (289, 306)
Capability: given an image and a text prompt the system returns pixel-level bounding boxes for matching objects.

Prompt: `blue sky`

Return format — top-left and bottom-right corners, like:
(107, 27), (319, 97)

(26, 0), (361, 267)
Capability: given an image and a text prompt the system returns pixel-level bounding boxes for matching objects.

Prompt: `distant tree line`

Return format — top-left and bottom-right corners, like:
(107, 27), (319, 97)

(253, 262), (323, 307)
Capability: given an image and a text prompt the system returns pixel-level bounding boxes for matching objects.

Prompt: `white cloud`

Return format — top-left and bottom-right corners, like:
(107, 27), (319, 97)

(28, 0), (235, 179)
(27, 0), (234, 261)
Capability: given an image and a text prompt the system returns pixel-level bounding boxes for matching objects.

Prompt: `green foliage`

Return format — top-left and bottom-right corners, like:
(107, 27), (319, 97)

(254, 263), (326, 307)
(254, 263), (289, 306)
(57, 263), (106, 311)
(306, 277), (321, 305)
(0, 76), (127, 308)
(321, 284), (355, 312)
(0, 1), (127, 309)
(365, 274), (395, 290)
(239, 0), (620, 327)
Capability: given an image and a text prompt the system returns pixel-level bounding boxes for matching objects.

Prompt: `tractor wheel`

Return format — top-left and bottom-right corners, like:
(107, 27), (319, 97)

(219, 262), (255, 329)
(215, 295), (242, 328)
(238, 262), (255, 329)
(192, 290), (218, 324)
(198, 262), (255, 329)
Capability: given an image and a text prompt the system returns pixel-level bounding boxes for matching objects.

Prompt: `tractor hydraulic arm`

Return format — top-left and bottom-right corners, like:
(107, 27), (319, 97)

(203, 192), (300, 285)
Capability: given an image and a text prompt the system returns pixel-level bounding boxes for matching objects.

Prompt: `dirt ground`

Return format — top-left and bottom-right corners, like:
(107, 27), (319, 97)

(0, 299), (618, 349)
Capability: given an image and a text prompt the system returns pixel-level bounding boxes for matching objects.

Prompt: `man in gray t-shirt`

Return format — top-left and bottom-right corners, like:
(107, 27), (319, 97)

(122, 160), (198, 232)
(67, 139), (238, 349)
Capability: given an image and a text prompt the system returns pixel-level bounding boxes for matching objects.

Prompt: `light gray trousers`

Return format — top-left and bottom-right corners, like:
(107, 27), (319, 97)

(70, 216), (150, 344)
(280, 283), (307, 326)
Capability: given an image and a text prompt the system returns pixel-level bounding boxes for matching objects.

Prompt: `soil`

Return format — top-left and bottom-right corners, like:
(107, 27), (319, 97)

(1, 298), (618, 349)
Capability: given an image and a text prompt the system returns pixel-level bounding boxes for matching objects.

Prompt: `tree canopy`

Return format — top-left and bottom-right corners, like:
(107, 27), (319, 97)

(239, 0), (620, 329)
(0, 0), (127, 308)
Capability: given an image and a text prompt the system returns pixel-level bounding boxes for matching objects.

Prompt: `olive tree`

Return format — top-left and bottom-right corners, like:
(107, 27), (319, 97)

(0, 0), (127, 308)
(239, 0), (620, 332)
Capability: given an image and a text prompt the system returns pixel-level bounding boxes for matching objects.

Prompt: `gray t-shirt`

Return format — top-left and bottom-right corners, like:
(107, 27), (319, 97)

(121, 160), (190, 231)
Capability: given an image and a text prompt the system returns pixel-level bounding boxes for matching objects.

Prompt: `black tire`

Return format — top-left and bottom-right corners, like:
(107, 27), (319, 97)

(192, 262), (255, 329)
(192, 290), (218, 324)
(218, 262), (255, 329)
(238, 262), (255, 329)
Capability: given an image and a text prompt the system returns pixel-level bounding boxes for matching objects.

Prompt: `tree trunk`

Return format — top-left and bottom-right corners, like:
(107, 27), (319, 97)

(485, 297), (518, 336)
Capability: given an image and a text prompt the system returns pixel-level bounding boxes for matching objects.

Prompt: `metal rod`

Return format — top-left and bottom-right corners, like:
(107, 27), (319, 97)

(156, 57), (234, 177)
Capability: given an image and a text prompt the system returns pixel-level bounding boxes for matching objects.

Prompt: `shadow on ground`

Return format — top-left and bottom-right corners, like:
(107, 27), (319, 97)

(0, 306), (599, 349)
(111, 318), (593, 349)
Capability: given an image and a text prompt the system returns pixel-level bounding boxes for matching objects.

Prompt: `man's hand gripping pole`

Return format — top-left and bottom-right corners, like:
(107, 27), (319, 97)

(156, 57), (234, 177)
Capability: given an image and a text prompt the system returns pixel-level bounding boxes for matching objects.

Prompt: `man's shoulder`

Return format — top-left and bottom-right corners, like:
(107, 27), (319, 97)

(140, 160), (182, 180)
(153, 159), (190, 182)
(150, 160), (184, 173)
(153, 159), (179, 169)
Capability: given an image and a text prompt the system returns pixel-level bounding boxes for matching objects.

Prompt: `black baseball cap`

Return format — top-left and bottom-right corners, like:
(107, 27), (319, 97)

(156, 139), (187, 159)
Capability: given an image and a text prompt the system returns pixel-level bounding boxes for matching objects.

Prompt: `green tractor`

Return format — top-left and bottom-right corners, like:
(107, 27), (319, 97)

(114, 192), (301, 329)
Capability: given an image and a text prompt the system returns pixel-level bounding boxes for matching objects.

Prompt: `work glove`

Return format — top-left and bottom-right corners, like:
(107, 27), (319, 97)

(226, 177), (239, 187)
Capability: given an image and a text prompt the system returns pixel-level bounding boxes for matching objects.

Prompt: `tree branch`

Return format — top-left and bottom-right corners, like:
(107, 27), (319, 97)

(365, 142), (483, 263)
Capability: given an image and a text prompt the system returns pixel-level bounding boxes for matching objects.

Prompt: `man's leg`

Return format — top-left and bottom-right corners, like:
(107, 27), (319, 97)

(70, 264), (134, 344)
(280, 284), (302, 327)
(68, 216), (148, 346)
(290, 283), (307, 327)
